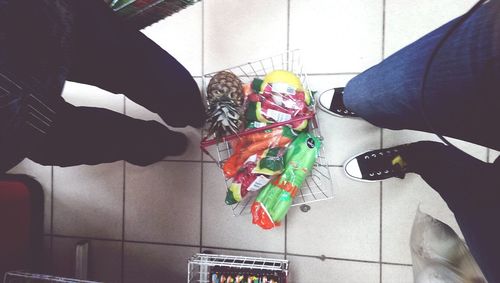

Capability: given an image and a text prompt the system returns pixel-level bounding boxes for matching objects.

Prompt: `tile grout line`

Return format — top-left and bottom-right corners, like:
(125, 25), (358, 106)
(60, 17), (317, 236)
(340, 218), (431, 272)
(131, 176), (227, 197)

(286, 253), (381, 265)
(199, 0), (205, 254)
(381, 262), (413, 267)
(46, 234), (413, 267)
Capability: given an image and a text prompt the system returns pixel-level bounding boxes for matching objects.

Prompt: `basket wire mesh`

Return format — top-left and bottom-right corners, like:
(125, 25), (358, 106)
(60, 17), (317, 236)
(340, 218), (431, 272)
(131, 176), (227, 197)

(201, 50), (335, 216)
(187, 253), (289, 283)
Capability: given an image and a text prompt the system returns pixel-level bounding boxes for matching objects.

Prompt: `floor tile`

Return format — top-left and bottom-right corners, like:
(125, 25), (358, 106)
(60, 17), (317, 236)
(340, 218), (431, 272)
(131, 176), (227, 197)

(125, 162), (201, 245)
(124, 242), (198, 283)
(142, 2), (202, 76)
(8, 160), (52, 233)
(287, 255), (379, 283)
(290, 0), (383, 74)
(53, 162), (124, 239)
(381, 264), (414, 283)
(62, 81), (125, 113)
(384, 0), (478, 57)
(383, 129), (488, 162)
(382, 174), (462, 265)
(287, 168), (380, 262)
(203, 0), (288, 74)
(317, 110), (381, 166)
(202, 163), (285, 253)
(489, 149), (500, 162)
(51, 237), (122, 282)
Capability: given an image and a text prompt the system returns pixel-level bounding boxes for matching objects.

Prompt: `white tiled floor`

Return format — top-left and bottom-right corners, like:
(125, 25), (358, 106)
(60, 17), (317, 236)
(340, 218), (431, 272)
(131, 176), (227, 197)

(381, 264), (414, 283)
(50, 237), (122, 282)
(124, 162), (201, 245)
(6, 0), (495, 282)
(287, 255), (380, 283)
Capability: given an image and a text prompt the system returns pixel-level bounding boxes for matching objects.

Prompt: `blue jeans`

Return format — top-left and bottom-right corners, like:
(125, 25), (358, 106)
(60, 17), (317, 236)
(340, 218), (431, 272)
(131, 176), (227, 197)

(344, 1), (500, 281)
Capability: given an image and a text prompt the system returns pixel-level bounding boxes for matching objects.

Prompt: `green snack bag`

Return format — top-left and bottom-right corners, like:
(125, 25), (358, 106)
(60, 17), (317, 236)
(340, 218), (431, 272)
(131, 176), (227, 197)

(251, 133), (322, 229)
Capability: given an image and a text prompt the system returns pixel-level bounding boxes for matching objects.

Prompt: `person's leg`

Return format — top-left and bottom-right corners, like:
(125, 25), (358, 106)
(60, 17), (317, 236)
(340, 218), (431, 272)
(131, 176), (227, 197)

(67, 0), (205, 128)
(344, 141), (499, 281)
(27, 103), (187, 167)
(402, 141), (500, 282)
(1, 0), (189, 168)
(343, 0), (500, 150)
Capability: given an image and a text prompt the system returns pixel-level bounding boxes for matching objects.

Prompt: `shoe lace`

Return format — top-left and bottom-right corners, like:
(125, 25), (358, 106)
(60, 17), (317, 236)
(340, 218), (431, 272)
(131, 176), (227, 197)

(362, 149), (406, 178)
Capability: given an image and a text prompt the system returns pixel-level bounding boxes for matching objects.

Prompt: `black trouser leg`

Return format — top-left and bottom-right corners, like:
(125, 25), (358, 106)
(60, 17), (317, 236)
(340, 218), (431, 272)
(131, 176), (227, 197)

(67, 0), (206, 128)
(27, 104), (187, 167)
(404, 141), (500, 282)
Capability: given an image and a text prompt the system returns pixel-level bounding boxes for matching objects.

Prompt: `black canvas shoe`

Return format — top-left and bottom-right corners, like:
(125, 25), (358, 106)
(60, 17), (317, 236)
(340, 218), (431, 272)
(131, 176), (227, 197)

(318, 87), (358, 118)
(344, 144), (410, 182)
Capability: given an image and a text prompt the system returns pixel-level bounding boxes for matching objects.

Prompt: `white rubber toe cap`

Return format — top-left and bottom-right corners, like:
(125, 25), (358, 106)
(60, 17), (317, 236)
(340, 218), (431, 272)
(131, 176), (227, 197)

(318, 89), (334, 111)
(344, 158), (362, 179)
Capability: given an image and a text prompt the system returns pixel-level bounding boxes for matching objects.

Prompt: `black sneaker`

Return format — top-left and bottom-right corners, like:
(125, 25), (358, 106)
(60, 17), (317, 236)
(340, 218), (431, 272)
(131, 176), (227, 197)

(344, 144), (410, 182)
(318, 87), (358, 118)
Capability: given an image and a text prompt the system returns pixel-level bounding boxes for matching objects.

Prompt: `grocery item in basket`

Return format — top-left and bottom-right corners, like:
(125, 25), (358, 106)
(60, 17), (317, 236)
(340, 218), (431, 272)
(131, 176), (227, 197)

(253, 147), (287, 176)
(260, 70), (303, 92)
(226, 155), (267, 205)
(245, 93), (309, 131)
(222, 126), (296, 178)
(245, 75), (312, 131)
(226, 147), (287, 205)
(206, 71), (244, 140)
(251, 132), (321, 230)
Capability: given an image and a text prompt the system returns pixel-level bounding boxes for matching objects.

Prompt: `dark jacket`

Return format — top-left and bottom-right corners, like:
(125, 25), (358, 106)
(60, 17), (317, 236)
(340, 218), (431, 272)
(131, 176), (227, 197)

(0, 0), (73, 172)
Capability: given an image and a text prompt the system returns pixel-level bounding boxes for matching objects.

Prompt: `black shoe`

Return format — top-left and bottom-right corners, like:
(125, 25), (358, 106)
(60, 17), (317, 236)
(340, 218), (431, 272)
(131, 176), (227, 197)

(344, 144), (410, 182)
(318, 87), (358, 118)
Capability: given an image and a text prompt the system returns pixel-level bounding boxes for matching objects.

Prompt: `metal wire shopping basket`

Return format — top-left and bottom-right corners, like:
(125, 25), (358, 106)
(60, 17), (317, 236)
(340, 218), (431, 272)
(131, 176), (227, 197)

(187, 253), (289, 283)
(200, 50), (335, 216)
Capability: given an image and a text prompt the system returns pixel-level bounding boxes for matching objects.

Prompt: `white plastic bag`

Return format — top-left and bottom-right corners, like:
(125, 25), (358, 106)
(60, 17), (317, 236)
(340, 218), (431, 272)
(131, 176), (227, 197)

(410, 208), (487, 283)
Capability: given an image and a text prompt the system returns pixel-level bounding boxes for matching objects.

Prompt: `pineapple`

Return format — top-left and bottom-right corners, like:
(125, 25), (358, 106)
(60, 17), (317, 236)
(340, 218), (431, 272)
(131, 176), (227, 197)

(206, 71), (244, 139)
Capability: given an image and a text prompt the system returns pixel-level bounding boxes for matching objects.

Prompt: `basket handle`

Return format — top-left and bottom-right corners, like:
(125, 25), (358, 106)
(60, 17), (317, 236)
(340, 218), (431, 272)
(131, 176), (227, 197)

(200, 113), (315, 149)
